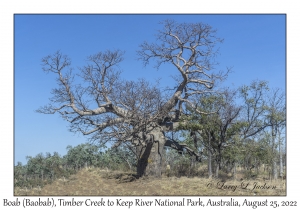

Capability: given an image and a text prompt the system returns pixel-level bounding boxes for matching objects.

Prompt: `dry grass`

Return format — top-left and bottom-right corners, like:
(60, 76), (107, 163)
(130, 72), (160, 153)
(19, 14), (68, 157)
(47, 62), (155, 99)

(14, 168), (286, 196)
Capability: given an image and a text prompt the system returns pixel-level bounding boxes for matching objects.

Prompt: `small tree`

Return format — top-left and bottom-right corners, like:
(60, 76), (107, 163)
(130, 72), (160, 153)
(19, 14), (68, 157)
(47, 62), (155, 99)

(238, 80), (270, 139)
(265, 88), (286, 180)
(178, 81), (279, 179)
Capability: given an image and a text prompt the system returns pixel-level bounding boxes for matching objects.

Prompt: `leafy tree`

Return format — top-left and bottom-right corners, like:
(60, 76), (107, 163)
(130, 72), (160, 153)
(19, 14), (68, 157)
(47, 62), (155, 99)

(14, 143), (138, 188)
(111, 144), (137, 171)
(14, 162), (27, 187)
(277, 125), (285, 178)
(264, 88), (286, 180)
(179, 89), (243, 178)
(26, 153), (45, 180)
(238, 80), (270, 139)
(64, 143), (100, 170)
(178, 80), (282, 179)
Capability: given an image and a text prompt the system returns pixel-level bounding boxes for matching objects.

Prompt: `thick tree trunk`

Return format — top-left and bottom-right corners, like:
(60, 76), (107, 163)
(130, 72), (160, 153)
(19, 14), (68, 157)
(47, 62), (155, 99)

(136, 129), (165, 178)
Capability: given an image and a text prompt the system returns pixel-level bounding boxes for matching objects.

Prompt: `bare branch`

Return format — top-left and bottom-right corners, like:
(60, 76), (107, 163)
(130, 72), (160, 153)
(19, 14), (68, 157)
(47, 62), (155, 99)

(38, 20), (228, 177)
(138, 20), (225, 116)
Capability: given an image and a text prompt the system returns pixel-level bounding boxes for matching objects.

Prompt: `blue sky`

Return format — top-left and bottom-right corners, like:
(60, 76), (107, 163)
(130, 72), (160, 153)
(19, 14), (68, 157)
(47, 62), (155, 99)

(14, 14), (286, 165)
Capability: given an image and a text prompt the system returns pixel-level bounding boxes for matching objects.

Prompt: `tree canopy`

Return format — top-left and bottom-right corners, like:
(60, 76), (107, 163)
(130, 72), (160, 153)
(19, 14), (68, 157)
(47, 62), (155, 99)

(37, 20), (230, 177)
(36, 20), (285, 179)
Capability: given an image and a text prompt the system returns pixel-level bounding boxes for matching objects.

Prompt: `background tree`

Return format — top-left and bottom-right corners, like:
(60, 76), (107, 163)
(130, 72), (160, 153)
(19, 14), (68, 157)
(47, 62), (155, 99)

(181, 89), (243, 178)
(64, 144), (100, 171)
(277, 125), (285, 178)
(37, 20), (227, 177)
(179, 93), (220, 178)
(177, 80), (285, 179)
(238, 80), (270, 139)
(265, 88), (286, 180)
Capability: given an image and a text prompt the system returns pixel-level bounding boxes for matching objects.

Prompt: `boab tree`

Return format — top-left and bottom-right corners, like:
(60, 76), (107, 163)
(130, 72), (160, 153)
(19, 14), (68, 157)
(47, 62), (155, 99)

(37, 20), (227, 177)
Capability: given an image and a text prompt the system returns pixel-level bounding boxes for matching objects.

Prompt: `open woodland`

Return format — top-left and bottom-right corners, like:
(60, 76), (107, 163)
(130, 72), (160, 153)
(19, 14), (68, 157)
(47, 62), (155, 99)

(14, 141), (286, 196)
(15, 19), (286, 196)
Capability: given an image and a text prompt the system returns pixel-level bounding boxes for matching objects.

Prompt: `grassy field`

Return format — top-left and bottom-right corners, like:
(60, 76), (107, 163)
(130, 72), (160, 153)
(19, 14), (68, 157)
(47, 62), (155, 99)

(14, 168), (286, 196)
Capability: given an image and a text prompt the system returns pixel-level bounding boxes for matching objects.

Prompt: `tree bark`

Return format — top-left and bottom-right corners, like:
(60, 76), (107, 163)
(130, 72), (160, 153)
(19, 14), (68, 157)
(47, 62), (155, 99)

(271, 125), (278, 180)
(136, 129), (165, 178)
(215, 164), (219, 178)
(233, 161), (237, 180)
(208, 150), (212, 179)
(278, 129), (284, 178)
(208, 132), (212, 179)
(215, 148), (221, 178)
